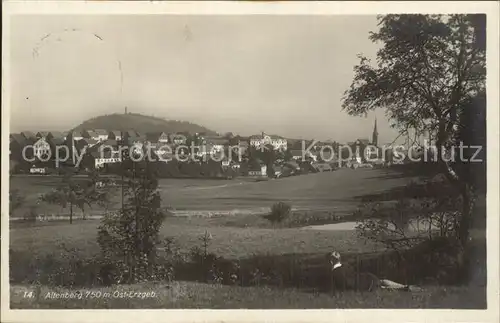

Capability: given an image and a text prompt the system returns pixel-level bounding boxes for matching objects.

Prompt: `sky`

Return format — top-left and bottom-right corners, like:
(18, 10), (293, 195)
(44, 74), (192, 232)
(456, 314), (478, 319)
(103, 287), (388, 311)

(9, 14), (400, 143)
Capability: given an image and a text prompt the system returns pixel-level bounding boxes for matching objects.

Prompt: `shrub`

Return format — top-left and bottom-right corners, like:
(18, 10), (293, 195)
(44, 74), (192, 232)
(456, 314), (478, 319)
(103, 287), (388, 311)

(9, 246), (108, 287)
(9, 189), (26, 215)
(263, 202), (292, 224)
(284, 211), (342, 227)
(23, 205), (39, 222)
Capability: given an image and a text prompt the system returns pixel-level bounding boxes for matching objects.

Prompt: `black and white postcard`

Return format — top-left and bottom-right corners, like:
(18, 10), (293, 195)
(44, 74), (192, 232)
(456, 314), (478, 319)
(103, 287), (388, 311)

(1, 1), (499, 323)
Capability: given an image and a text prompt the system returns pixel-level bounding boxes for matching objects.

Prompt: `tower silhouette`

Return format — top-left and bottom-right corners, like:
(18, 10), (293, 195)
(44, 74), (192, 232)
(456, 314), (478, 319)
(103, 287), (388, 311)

(372, 118), (379, 147)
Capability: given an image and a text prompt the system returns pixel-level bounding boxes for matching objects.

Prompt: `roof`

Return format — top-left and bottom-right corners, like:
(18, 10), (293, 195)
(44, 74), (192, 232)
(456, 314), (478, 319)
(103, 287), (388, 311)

(10, 133), (26, 144)
(356, 139), (370, 145)
(37, 131), (50, 137)
(10, 134), (35, 147)
(49, 137), (65, 145)
(108, 130), (121, 137)
(124, 130), (138, 137)
(85, 130), (98, 138)
(78, 138), (98, 145)
(21, 131), (36, 140)
(145, 132), (167, 142)
(93, 129), (108, 136)
(49, 131), (64, 139)
(103, 139), (118, 147)
(205, 136), (228, 145)
(90, 139), (118, 149)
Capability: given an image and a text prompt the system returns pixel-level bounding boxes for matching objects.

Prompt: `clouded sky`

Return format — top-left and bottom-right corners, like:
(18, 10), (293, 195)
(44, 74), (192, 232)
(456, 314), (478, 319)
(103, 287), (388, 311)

(10, 14), (399, 143)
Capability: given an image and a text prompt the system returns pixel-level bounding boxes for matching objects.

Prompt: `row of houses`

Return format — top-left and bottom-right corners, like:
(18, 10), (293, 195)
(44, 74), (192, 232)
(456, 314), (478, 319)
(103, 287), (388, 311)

(9, 129), (293, 173)
(10, 124), (392, 175)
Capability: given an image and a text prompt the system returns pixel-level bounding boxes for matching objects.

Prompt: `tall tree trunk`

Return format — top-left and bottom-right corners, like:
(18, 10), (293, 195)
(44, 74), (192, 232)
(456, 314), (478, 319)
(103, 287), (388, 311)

(70, 202), (73, 224)
(458, 182), (475, 247)
(436, 128), (473, 249)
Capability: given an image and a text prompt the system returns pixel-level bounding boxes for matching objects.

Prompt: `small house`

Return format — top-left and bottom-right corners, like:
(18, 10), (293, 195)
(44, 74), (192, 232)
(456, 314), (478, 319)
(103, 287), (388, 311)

(169, 133), (187, 145)
(146, 132), (169, 144)
(108, 130), (122, 141)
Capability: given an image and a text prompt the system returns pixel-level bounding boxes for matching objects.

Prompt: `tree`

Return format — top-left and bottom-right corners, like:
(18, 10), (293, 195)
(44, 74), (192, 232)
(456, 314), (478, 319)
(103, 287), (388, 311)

(262, 202), (292, 225)
(342, 15), (485, 247)
(283, 149), (293, 162)
(39, 170), (109, 224)
(9, 189), (25, 215)
(97, 147), (167, 283)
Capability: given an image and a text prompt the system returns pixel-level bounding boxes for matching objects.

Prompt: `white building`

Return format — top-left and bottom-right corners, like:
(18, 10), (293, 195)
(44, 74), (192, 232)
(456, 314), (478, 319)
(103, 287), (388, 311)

(95, 157), (121, 168)
(249, 133), (287, 151)
(83, 129), (108, 142)
(33, 137), (51, 159)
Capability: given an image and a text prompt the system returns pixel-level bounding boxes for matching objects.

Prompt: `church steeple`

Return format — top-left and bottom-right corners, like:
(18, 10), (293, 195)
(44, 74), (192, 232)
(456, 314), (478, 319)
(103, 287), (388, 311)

(372, 118), (378, 146)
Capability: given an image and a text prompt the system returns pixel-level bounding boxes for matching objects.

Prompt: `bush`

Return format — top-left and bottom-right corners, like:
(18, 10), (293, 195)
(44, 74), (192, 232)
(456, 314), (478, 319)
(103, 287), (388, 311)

(284, 211), (343, 227)
(23, 205), (39, 222)
(9, 246), (107, 287)
(263, 202), (292, 224)
(10, 237), (180, 288)
(167, 231), (240, 285)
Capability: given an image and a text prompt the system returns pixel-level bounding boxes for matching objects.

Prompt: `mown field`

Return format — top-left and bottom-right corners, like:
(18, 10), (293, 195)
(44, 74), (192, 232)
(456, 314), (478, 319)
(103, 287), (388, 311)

(9, 168), (416, 217)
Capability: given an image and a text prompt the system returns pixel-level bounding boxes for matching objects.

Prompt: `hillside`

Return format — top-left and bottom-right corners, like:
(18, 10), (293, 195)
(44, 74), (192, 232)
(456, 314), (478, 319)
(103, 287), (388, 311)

(72, 113), (218, 135)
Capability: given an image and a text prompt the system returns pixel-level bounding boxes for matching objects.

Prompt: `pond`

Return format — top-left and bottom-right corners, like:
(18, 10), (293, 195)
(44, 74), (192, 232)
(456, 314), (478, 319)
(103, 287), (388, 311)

(302, 219), (441, 232)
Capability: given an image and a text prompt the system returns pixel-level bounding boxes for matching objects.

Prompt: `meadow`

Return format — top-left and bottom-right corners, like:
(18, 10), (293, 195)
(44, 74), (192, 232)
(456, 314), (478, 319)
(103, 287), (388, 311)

(8, 166), (487, 309)
(9, 168), (415, 217)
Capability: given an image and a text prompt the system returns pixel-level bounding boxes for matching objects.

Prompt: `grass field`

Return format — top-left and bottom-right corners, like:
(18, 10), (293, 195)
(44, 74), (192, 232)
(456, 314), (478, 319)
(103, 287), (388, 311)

(9, 168), (417, 217)
(8, 166), (487, 309)
(10, 168), (416, 259)
(10, 217), (385, 260)
(10, 282), (486, 309)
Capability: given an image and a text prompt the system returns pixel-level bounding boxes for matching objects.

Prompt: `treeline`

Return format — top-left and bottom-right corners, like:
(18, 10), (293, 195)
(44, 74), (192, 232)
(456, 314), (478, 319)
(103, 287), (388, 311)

(103, 160), (239, 179)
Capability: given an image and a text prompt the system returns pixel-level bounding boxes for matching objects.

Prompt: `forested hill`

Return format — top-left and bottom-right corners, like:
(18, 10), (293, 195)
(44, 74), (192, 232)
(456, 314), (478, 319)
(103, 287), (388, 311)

(72, 113), (218, 135)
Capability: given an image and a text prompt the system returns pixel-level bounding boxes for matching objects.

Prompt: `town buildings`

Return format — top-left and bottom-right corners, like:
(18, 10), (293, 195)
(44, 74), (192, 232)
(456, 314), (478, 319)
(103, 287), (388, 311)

(9, 121), (384, 175)
(249, 132), (288, 151)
